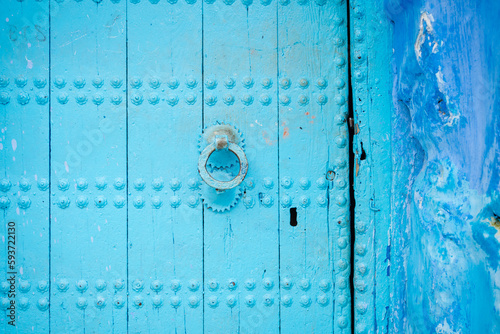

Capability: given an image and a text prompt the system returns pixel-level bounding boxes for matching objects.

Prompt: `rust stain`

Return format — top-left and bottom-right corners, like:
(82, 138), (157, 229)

(356, 159), (359, 177)
(283, 127), (290, 138)
(262, 130), (276, 146)
(491, 215), (500, 232)
(355, 123), (360, 135)
(305, 112), (310, 116)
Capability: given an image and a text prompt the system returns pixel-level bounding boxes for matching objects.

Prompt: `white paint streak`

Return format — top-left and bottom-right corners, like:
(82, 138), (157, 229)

(436, 319), (461, 334)
(11, 139), (17, 151)
(414, 12), (434, 61)
(25, 56), (33, 69)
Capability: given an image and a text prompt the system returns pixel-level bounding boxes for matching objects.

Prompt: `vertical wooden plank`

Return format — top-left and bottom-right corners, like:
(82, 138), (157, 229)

(50, 0), (127, 332)
(203, 0), (279, 332)
(127, 0), (203, 332)
(349, 0), (392, 333)
(0, 0), (50, 332)
(278, 0), (350, 332)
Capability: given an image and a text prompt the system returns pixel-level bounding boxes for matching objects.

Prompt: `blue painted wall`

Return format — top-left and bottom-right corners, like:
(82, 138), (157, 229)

(388, 0), (500, 332)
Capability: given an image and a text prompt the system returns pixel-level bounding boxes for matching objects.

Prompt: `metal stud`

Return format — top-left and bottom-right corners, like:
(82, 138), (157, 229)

(15, 75), (27, 88)
(208, 296), (219, 308)
(317, 294), (329, 306)
(261, 78), (272, 89)
(263, 278), (274, 290)
(73, 77), (85, 89)
(242, 76), (254, 88)
(0, 75), (9, 87)
(133, 295), (144, 308)
(95, 177), (107, 190)
(37, 297), (49, 311)
(299, 278), (310, 291)
(205, 95), (217, 106)
(279, 277), (292, 290)
(0, 92), (10, 105)
(133, 196), (145, 209)
(170, 296), (181, 308)
(186, 76), (197, 88)
(205, 78), (217, 89)
(244, 279), (256, 290)
(132, 279), (144, 292)
(208, 279), (219, 291)
(38, 178), (49, 191)
(152, 295), (163, 308)
(114, 296), (125, 308)
(114, 279), (125, 290)
(76, 297), (88, 310)
(0, 179), (11, 192)
(95, 196), (107, 208)
(188, 280), (200, 291)
(131, 93), (144, 105)
(17, 92), (30, 105)
(282, 295), (292, 307)
(224, 77), (235, 89)
(76, 196), (89, 209)
(319, 279), (331, 292)
(148, 93), (160, 105)
(130, 77), (142, 89)
(241, 94), (253, 106)
(152, 177), (164, 191)
(76, 280), (88, 292)
(185, 93), (197, 105)
(92, 77), (104, 88)
(114, 196), (125, 208)
(57, 196), (70, 209)
(245, 295), (256, 307)
(110, 77), (123, 88)
(188, 296), (200, 308)
(226, 295), (237, 308)
(280, 194), (292, 208)
(299, 295), (311, 307)
(134, 178), (146, 191)
(151, 196), (162, 209)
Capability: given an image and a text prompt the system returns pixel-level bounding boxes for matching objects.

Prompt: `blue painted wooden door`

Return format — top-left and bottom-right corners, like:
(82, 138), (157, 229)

(0, 0), (350, 332)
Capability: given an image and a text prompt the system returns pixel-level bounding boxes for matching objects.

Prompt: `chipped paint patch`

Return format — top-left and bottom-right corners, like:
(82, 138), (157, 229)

(414, 12), (434, 61)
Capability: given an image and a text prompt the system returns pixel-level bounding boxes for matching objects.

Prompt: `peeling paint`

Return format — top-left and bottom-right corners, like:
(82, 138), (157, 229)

(391, 0), (500, 332)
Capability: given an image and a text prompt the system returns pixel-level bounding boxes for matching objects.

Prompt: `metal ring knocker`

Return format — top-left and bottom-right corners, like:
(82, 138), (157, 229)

(198, 135), (248, 191)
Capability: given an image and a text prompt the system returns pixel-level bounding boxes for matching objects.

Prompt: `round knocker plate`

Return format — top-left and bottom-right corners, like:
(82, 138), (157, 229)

(198, 141), (248, 191)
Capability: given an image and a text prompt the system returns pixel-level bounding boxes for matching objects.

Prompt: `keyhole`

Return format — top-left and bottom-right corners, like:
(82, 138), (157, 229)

(290, 207), (297, 226)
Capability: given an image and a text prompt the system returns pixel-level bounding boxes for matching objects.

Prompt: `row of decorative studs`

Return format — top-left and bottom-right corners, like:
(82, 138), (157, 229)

(0, 91), (347, 106)
(0, 76), (345, 91)
(1, 277), (335, 294)
(0, 193), (348, 210)
(0, 175), (348, 193)
(1, 293), (342, 312)
(45, 0), (345, 7)
(350, 4), (379, 333)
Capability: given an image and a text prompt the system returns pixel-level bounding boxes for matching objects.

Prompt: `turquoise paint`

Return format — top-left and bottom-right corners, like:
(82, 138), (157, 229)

(0, 0), (351, 332)
(388, 0), (500, 332)
(349, 0), (393, 333)
(127, 0), (203, 332)
(278, 1), (350, 332)
(49, 0), (128, 332)
(0, 0), (50, 332)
